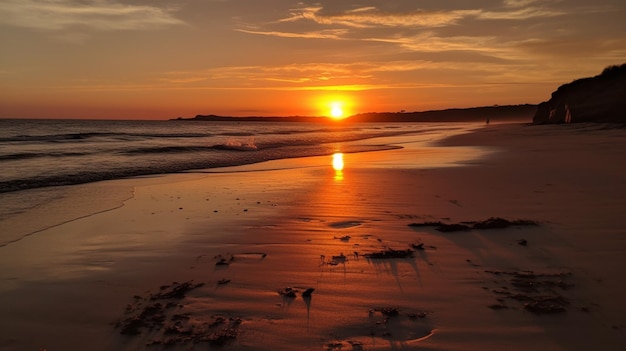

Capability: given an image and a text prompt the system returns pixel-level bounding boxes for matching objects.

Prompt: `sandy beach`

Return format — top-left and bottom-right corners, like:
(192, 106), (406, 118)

(1, 123), (626, 351)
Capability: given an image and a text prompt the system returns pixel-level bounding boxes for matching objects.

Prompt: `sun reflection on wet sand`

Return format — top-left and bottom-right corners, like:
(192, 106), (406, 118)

(332, 153), (344, 181)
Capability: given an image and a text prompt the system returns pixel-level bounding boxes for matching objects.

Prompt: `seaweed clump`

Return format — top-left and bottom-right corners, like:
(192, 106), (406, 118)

(483, 270), (574, 314)
(364, 248), (414, 259)
(408, 217), (538, 232)
(114, 280), (242, 347)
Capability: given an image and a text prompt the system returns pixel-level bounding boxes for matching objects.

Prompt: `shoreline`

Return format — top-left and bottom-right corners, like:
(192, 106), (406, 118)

(0, 123), (484, 248)
(1, 123), (625, 350)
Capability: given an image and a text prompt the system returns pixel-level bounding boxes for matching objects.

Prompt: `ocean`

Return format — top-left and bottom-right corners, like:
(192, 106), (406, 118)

(0, 119), (477, 194)
(0, 118), (480, 246)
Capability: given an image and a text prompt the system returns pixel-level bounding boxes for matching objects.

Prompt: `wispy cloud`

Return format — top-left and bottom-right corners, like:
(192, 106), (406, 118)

(158, 77), (208, 84)
(161, 57), (583, 92)
(161, 63), (366, 86)
(46, 56), (580, 95)
(276, 6), (480, 28)
(478, 6), (564, 20)
(503, 0), (541, 8)
(0, 0), (184, 31)
(156, 60), (485, 91)
(237, 2), (569, 61)
(50, 81), (385, 92)
(362, 32), (516, 60)
(272, 2), (566, 30)
(235, 28), (348, 40)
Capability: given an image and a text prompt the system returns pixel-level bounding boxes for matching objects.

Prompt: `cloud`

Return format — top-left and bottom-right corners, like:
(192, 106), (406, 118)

(46, 56), (564, 96)
(235, 28), (348, 40)
(272, 2), (567, 30)
(159, 77), (208, 84)
(364, 32), (509, 57)
(277, 6), (480, 28)
(0, 0), (184, 31)
(237, 2), (569, 59)
(156, 61), (461, 91)
(478, 6), (565, 20)
(171, 63), (365, 84)
(503, 0), (541, 8)
(514, 36), (626, 60)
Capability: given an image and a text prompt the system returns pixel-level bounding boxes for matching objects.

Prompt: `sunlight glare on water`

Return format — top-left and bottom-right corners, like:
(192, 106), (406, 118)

(332, 152), (344, 181)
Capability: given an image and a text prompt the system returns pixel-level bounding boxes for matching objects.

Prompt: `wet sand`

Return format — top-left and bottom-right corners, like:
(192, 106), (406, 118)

(1, 123), (625, 351)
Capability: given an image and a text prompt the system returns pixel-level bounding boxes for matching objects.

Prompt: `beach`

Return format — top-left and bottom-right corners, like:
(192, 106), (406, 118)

(1, 123), (625, 351)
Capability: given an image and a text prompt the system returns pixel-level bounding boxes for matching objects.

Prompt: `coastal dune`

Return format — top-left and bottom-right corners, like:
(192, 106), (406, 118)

(1, 123), (625, 350)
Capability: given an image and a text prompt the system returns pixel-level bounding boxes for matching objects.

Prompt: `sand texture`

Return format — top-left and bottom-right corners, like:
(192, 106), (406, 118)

(1, 123), (626, 351)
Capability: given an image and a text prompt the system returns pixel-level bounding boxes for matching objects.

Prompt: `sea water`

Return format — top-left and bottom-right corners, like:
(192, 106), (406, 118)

(0, 118), (477, 246)
(0, 119), (476, 193)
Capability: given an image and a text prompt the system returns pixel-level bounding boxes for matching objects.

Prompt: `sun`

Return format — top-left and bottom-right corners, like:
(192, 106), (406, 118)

(329, 102), (345, 119)
(316, 95), (354, 120)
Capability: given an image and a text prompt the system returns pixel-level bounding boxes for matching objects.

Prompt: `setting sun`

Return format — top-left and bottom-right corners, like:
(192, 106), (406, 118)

(330, 103), (344, 119)
(318, 95), (354, 120)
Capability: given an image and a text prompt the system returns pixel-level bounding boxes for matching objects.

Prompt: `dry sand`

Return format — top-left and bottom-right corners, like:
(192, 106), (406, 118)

(1, 123), (625, 351)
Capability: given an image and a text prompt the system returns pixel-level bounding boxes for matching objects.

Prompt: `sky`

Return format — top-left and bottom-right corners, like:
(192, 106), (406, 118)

(0, 0), (625, 120)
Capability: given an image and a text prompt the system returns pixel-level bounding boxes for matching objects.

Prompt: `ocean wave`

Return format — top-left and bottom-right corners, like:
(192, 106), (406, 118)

(0, 132), (116, 143)
(210, 138), (258, 151)
(0, 164), (202, 193)
(257, 126), (361, 136)
(0, 143), (400, 193)
(0, 119), (467, 194)
(0, 131), (211, 143)
(138, 132), (211, 139)
(0, 157), (249, 193)
(0, 151), (90, 161)
(218, 132), (256, 137)
(121, 146), (215, 155)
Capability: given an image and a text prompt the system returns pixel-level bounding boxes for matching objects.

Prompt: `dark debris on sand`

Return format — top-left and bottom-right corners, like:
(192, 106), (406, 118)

(114, 280), (242, 347)
(483, 270), (575, 314)
(324, 307), (431, 350)
(278, 287), (297, 298)
(277, 287), (315, 298)
(151, 281), (204, 300)
(364, 248), (414, 259)
(408, 217), (538, 232)
(215, 256), (232, 266)
(368, 306), (432, 342)
(214, 252), (267, 266)
(410, 242), (423, 249)
(369, 306), (430, 322)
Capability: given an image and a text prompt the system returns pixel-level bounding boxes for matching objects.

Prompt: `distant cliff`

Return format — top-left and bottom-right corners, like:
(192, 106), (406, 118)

(348, 104), (536, 123)
(175, 115), (323, 122)
(176, 104), (537, 123)
(533, 64), (626, 124)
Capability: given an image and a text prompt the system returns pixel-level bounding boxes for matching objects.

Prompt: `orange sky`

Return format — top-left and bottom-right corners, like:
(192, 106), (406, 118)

(1, 0), (625, 119)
